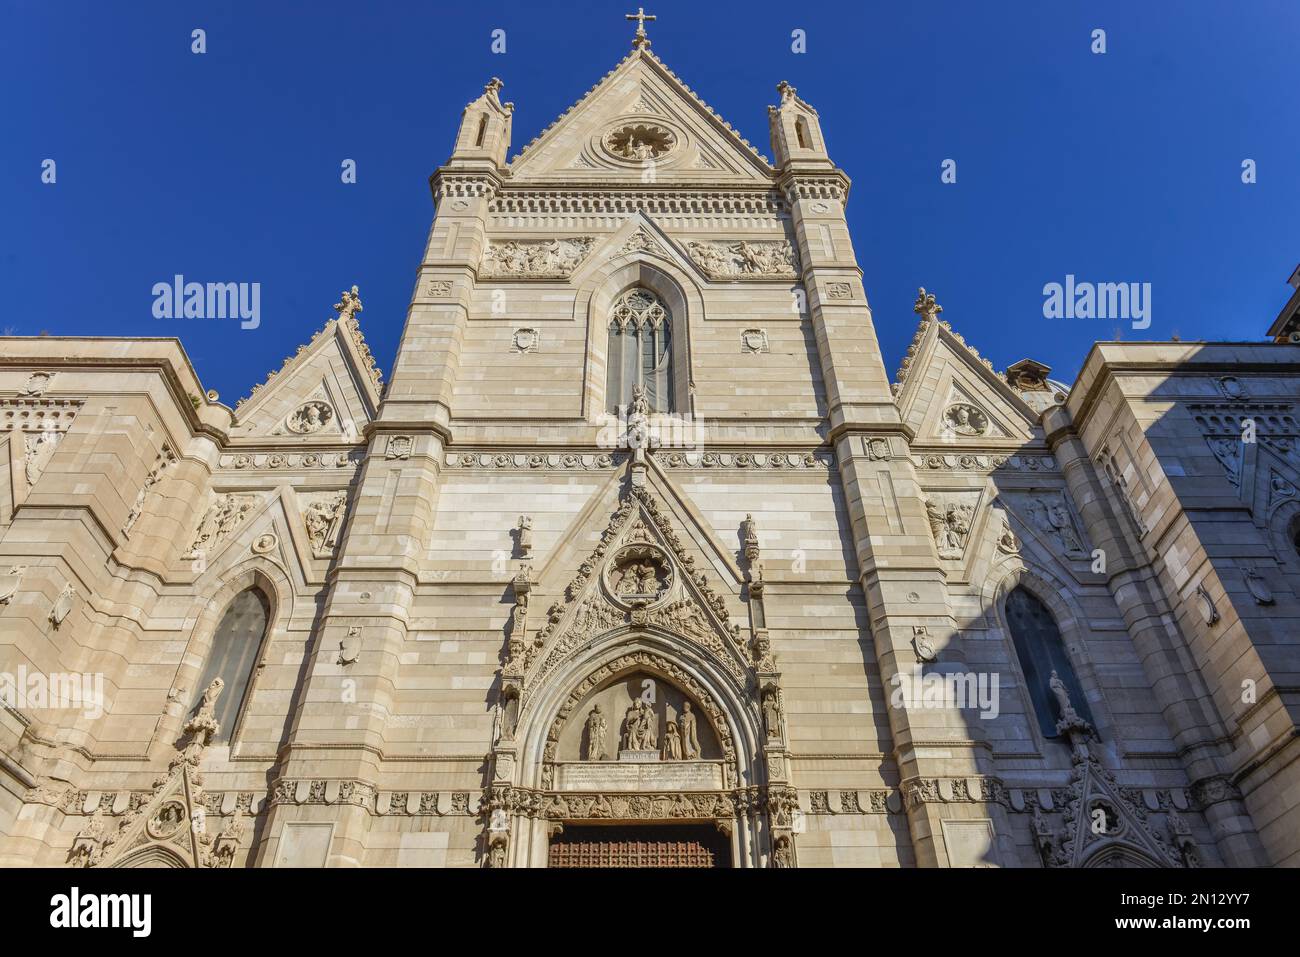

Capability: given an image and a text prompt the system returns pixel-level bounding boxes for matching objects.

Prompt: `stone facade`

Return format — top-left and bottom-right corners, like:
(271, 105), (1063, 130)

(1, 32), (1297, 869)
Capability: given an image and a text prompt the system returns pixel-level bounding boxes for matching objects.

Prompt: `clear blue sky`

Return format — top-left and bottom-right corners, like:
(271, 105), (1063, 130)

(4, 1), (1297, 403)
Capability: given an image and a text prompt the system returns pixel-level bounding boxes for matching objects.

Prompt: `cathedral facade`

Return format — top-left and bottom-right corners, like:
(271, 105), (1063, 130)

(2, 26), (1298, 869)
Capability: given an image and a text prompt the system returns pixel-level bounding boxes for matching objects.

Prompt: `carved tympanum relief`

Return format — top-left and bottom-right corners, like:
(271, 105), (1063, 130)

(603, 541), (673, 607)
(560, 671), (719, 765)
(1007, 491), (1087, 557)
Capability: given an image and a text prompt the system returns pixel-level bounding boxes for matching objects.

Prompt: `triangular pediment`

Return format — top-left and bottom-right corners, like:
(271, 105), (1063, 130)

(1061, 756), (1179, 868)
(508, 49), (774, 185)
(98, 764), (205, 868)
(231, 315), (381, 440)
(895, 318), (1041, 445)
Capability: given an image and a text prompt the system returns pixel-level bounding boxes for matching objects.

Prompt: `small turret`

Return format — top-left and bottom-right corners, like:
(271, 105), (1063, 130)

(768, 81), (833, 170)
(449, 77), (514, 168)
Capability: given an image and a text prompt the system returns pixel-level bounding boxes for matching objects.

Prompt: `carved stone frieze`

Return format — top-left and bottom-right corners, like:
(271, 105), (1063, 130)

(480, 237), (596, 278)
(686, 239), (799, 279)
(444, 450), (619, 470)
(913, 452), (1057, 472)
(656, 449), (833, 469)
(220, 450), (362, 470)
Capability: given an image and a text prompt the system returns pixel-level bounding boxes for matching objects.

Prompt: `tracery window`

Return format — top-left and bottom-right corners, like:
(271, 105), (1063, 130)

(606, 287), (673, 413)
(192, 587), (270, 742)
(1005, 586), (1095, 740)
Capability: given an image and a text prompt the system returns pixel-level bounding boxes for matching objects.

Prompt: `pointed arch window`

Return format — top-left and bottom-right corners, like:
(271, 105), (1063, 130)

(191, 587), (270, 742)
(606, 287), (674, 413)
(1005, 586), (1095, 740)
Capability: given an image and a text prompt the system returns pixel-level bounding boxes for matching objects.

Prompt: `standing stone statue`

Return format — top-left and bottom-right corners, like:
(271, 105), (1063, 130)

(1049, 669), (1080, 724)
(662, 719), (683, 760)
(517, 515), (533, 559)
(762, 686), (782, 740)
(679, 701), (700, 759)
(584, 705), (608, 761)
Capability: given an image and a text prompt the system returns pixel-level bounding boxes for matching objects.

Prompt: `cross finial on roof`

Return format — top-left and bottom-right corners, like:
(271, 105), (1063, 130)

(626, 7), (656, 49)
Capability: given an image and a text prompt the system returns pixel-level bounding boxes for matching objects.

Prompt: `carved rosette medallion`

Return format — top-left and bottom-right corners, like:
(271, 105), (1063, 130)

(602, 542), (674, 610)
(285, 400), (334, 435)
(942, 403), (989, 436)
(601, 122), (677, 162)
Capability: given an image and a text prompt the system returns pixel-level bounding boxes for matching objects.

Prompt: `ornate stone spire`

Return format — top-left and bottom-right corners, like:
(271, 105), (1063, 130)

(626, 6), (656, 49)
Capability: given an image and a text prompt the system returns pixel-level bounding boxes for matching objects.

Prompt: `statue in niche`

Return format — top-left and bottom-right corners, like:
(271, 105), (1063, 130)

(625, 383), (653, 463)
(662, 719), (683, 760)
(679, 701), (700, 759)
(762, 686), (782, 740)
(771, 835), (794, 868)
(499, 687), (519, 740)
(584, 705), (609, 761)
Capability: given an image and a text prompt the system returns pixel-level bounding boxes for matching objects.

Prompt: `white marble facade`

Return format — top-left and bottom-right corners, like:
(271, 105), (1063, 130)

(1, 35), (1298, 869)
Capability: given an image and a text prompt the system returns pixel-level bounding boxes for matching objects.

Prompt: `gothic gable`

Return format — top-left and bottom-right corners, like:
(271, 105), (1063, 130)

(507, 49), (774, 185)
(230, 293), (382, 440)
(518, 472), (751, 713)
(894, 309), (1041, 445)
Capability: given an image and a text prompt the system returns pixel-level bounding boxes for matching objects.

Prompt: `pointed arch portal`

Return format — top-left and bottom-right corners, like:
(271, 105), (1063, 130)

(481, 482), (795, 868)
